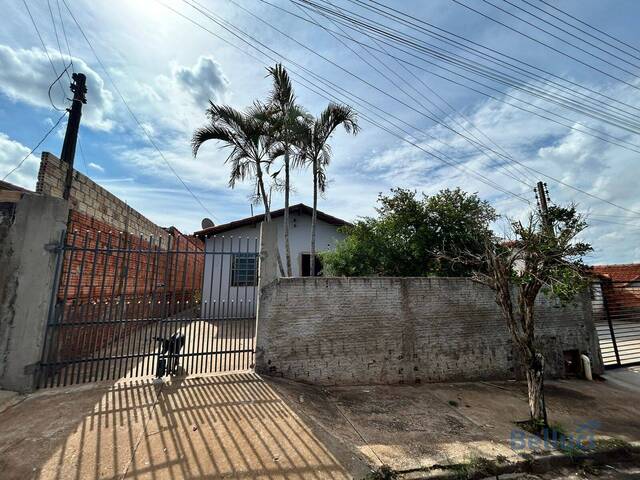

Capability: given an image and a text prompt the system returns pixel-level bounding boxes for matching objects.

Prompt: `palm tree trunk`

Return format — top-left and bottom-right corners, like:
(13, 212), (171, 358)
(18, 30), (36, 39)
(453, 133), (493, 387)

(310, 158), (318, 276)
(257, 161), (285, 277)
(284, 150), (292, 276)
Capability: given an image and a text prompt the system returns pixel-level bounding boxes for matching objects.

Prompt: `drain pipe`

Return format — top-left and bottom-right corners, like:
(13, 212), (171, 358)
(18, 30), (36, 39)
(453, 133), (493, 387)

(581, 354), (593, 381)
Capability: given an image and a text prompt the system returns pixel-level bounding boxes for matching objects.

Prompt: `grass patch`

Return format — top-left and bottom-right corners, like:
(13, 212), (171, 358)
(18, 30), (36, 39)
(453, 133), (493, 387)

(444, 455), (502, 480)
(591, 438), (633, 453)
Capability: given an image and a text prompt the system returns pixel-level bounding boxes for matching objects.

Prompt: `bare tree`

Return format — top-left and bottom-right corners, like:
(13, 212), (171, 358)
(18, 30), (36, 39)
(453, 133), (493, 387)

(443, 204), (591, 425)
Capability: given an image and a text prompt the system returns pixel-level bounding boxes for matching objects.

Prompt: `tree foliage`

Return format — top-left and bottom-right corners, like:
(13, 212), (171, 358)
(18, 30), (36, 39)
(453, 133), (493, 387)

(442, 203), (592, 423)
(322, 187), (497, 277)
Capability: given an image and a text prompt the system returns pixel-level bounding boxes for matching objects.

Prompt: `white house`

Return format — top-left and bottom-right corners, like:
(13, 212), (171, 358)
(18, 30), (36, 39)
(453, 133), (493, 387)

(194, 203), (349, 319)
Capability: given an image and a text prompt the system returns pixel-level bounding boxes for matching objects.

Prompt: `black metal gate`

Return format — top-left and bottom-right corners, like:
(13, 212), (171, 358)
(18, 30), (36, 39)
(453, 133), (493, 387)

(592, 281), (640, 369)
(38, 230), (258, 388)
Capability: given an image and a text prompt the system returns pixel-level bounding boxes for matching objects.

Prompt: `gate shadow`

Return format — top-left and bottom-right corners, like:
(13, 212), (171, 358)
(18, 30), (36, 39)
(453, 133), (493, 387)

(0, 373), (360, 479)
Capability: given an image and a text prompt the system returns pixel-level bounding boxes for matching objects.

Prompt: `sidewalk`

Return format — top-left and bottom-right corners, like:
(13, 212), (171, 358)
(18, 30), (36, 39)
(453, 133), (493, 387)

(0, 369), (638, 479)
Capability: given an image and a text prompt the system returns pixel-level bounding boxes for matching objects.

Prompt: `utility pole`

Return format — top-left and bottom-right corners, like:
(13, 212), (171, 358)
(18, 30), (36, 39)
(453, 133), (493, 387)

(61, 73), (87, 200)
(535, 181), (552, 230)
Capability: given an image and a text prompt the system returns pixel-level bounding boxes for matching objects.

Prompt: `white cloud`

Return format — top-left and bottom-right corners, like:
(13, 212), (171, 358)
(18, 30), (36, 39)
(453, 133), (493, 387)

(0, 132), (37, 190)
(173, 56), (229, 106)
(0, 45), (114, 131)
(88, 162), (104, 172)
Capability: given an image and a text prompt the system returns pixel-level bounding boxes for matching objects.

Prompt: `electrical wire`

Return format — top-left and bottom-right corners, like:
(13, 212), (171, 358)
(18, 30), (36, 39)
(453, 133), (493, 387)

(300, 0), (640, 136)
(163, 0), (532, 203)
(536, 0), (640, 57)
(292, 0), (533, 187)
(449, 0), (640, 92)
(2, 112), (68, 182)
(60, 0), (218, 222)
(22, 0), (68, 108)
(232, 0), (640, 217)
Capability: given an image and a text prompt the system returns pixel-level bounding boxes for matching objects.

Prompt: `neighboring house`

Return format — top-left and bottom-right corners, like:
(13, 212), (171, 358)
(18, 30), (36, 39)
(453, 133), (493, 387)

(591, 263), (640, 320)
(194, 203), (350, 319)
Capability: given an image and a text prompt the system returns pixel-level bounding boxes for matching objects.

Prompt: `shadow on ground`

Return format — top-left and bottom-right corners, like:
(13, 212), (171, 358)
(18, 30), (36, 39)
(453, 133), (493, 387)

(0, 373), (370, 480)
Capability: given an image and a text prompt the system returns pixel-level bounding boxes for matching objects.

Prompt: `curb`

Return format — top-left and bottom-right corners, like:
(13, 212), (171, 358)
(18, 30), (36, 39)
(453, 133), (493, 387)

(395, 444), (640, 479)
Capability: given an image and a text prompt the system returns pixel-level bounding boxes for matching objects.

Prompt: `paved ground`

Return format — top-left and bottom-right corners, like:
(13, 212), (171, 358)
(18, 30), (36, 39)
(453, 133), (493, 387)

(1, 368), (639, 479)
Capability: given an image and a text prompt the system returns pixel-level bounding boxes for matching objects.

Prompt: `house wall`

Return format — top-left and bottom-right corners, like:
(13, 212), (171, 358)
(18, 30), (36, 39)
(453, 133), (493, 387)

(255, 277), (603, 386)
(200, 213), (346, 318)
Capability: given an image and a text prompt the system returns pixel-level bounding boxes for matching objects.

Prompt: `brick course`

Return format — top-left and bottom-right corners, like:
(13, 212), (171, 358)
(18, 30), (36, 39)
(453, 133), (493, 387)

(255, 277), (603, 385)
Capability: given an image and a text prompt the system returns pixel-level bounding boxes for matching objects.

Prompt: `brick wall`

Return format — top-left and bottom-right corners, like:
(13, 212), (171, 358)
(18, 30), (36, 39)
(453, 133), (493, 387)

(255, 277), (603, 385)
(34, 152), (206, 363)
(36, 152), (169, 243)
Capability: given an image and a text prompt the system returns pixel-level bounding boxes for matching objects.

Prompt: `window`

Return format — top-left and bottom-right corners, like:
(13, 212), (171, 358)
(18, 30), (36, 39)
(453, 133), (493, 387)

(231, 253), (258, 287)
(301, 253), (323, 277)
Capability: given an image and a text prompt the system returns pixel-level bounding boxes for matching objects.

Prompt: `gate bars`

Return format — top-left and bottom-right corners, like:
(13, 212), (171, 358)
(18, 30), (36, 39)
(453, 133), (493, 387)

(38, 230), (258, 388)
(592, 280), (640, 368)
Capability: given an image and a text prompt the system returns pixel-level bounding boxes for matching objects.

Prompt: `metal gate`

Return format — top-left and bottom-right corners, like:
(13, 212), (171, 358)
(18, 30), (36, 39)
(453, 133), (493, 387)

(37, 230), (258, 388)
(592, 281), (640, 369)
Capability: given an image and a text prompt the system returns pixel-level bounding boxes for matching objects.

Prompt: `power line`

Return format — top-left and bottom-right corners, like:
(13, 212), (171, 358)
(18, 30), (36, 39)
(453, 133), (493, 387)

(60, 0), (217, 222)
(224, 0), (640, 216)
(287, 0), (532, 186)
(303, 0), (640, 136)
(162, 0), (532, 203)
(308, 6), (640, 215)
(535, 0), (640, 57)
(289, 0), (531, 187)
(22, 0), (67, 106)
(505, 0), (640, 67)
(449, 0), (640, 92)
(2, 112), (68, 182)
(484, 0), (640, 75)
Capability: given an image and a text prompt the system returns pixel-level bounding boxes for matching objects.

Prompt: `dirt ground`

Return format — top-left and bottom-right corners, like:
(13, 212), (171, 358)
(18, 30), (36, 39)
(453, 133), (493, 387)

(0, 368), (639, 480)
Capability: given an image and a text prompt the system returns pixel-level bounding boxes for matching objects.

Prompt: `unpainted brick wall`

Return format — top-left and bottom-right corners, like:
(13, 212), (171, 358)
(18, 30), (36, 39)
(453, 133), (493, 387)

(36, 152), (170, 243)
(255, 277), (603, 385)
(35, 152), (206, 363)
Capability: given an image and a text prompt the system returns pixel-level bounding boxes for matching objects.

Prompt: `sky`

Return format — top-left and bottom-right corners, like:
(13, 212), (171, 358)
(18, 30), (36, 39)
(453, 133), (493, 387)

(1, 0), (640, 264)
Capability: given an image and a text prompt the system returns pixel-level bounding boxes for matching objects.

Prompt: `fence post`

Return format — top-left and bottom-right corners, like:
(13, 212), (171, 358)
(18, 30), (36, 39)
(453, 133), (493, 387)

(601, 280), (621, 367)
(0, 194), (69, 392)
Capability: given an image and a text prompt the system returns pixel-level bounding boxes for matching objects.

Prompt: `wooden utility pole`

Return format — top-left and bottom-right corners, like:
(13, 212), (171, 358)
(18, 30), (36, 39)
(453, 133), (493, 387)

(61, 73), (87, 200)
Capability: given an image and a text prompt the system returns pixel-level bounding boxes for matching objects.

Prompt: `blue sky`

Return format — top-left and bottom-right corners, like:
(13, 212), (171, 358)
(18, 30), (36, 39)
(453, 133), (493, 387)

(1, 0), (640, 264)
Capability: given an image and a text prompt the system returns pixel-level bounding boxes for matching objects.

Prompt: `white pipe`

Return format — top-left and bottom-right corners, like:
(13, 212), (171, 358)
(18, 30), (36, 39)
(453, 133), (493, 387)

(581, 354), (593, 381)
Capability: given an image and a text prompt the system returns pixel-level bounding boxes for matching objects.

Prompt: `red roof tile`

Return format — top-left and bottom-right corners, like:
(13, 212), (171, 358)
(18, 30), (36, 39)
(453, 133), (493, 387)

(591, 263), (640, 283)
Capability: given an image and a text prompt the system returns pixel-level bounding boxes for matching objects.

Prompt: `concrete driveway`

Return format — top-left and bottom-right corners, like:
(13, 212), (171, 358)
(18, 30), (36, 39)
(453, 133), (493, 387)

(0, 373), (369, 480)
(2, 368), (640, 480)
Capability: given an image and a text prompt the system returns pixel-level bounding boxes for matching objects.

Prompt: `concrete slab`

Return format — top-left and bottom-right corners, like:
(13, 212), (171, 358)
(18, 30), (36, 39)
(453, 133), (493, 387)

(127, 373), (369, 479)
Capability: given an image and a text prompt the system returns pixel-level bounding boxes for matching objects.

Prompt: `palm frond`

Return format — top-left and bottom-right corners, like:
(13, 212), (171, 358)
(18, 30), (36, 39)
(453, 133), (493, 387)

(266, 63), (295, 108)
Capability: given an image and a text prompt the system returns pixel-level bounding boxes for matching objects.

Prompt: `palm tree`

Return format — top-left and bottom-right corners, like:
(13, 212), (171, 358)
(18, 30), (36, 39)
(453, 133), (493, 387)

(265, 64), (309, 276)
(192, 102), (275, 219)
(300, 103), (359, 275)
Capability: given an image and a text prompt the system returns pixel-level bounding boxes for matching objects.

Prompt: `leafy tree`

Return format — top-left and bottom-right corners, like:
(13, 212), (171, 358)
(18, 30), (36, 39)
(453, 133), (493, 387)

(322, 188), (496, 277)
(443, 204), (592, 424)
(298, 103), (359, 275)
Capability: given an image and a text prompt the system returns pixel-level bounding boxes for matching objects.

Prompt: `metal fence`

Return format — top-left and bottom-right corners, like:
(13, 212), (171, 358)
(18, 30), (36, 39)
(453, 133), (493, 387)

(592, 280), (640, 368)
(37, 231), (258, 388)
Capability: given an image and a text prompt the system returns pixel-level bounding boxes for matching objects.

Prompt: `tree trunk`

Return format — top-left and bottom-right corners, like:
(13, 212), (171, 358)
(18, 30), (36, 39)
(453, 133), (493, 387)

(257, 162), (285, 277)
(310, 158), (318, 276)
(284, 150), (292, 276)
(525, 351), (547, 424)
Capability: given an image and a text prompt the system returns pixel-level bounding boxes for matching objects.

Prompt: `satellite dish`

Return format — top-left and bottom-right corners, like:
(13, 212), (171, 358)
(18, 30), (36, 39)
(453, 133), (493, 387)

(201, 218), (215, 229)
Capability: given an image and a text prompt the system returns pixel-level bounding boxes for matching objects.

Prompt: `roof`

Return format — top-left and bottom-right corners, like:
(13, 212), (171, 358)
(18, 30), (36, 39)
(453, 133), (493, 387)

(195, 203), (350, 238)
(591, 264), (640, 283)
(0, 180), (31, 192)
